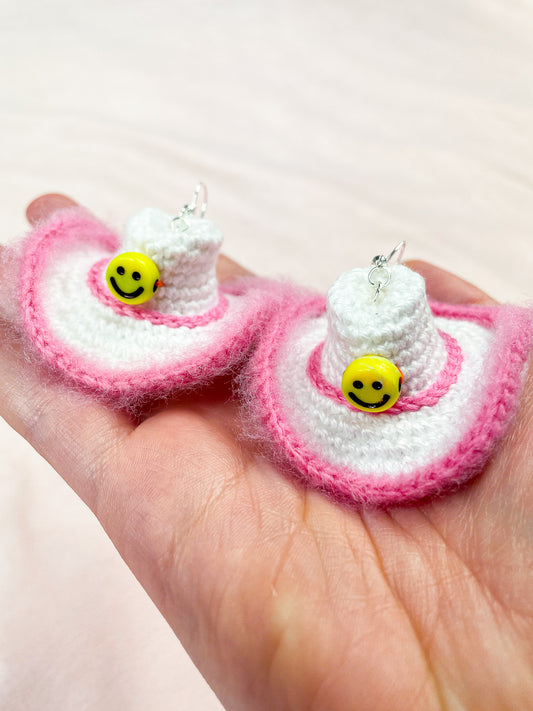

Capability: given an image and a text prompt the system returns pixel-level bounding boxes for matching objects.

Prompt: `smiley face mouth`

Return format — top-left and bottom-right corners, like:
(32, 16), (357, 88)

(348, 392), (391, 409)
(109, 277), (145, 300)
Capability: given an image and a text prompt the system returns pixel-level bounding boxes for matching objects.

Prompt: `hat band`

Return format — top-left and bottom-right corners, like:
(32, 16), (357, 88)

(307, 330), (463, 415)
(88, 258), (229, 328)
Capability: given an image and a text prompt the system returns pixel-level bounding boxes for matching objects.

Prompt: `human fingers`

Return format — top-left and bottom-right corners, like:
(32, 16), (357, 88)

(216, 254), (253, 280)
(406, 259), (497, 306)
(26, 193), (78, 225)
(0, 318), (135, 508)
(26, 193), (253, 282)
(0, 194), (253, 512)
(0, 194), (136, 507)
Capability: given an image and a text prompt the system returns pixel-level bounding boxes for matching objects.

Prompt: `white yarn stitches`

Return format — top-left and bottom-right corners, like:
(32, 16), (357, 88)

(276, 313), (491, 477)
(321, 265), (447, 395)
(271, 264), (495, 479)
(122, 208), (223, 316)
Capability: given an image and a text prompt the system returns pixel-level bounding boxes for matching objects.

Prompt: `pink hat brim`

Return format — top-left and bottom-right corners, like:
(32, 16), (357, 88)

(244, 291), (532, 506)
(18, 207), (276, 406)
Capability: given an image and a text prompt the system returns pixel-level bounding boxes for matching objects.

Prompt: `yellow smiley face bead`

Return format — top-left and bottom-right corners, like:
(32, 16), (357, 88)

(341, 355), (403, 413)
(105, 252), (161, 305)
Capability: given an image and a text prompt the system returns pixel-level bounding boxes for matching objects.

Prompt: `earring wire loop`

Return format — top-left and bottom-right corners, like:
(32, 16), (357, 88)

(368, 240), (406, 302)
(170, 182), (208, 230)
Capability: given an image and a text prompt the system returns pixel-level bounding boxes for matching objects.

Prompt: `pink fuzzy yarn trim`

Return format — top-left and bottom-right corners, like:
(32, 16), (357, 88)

(19, 207), (276, 404)
(307, 330), (463, 414)
(248, 296), (532, 506)
(87, 258), (229, 328)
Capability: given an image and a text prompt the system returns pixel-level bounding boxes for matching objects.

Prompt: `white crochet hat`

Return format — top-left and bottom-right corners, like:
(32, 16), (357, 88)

(245, 262), (532, 505)
(119, 207), (222, 316)
(18, 205), (272, 405)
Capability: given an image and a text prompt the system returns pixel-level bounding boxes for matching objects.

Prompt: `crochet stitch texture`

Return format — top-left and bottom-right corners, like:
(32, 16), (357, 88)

(18, 207), (276, 407)
(13, 205), (532, 505)
(242, 268), (532, 505)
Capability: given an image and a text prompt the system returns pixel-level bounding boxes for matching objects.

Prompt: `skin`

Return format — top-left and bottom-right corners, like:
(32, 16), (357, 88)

(1, 194), (532, 710)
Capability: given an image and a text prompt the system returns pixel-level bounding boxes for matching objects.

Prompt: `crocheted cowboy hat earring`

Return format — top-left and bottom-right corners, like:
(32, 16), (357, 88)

(244, 243), (532, 506)
(17, 184), (272, 406)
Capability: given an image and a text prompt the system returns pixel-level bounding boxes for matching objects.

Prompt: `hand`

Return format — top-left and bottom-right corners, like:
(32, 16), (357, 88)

(1, 195), (532, 711)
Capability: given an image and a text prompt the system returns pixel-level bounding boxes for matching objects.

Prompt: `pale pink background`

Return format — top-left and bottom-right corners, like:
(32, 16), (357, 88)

(1, 0), (532, 708)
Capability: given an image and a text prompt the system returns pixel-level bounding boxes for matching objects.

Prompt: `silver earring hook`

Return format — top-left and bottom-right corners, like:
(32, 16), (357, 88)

(368, 240), (406, 302)
(170, 182), (208, 231)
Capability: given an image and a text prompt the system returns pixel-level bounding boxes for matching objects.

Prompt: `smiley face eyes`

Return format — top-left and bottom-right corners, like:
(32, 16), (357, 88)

(352, 380), (383, 390)
(115, 267), (142, 281)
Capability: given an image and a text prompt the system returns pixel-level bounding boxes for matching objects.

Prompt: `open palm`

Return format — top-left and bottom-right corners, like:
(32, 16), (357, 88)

(1, 195), (532, 711)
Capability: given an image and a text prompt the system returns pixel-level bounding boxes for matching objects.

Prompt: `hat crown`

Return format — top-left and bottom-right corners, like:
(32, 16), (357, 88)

(321, 264), (447, 395)
(122, 208), (222, 315)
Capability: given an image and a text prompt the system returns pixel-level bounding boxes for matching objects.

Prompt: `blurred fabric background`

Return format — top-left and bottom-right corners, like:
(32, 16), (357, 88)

(1, 1), (532, 708)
